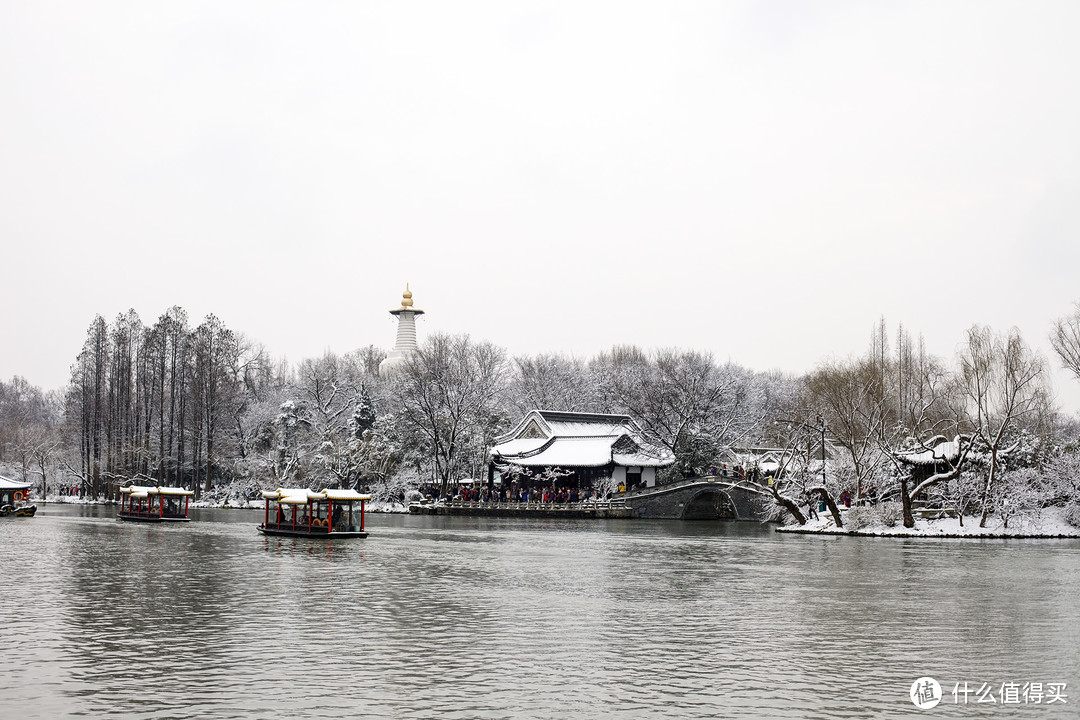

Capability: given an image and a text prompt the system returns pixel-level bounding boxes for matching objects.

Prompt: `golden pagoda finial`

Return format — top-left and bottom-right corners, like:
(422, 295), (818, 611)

(389, 283), (423, 315)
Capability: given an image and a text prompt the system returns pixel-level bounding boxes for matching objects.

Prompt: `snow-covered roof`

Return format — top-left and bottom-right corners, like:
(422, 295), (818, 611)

(489, 437), (549, 457)
(493, 410), (638, 444)
(492, 408), (669, 470)
(120, 485), (193, 496)
(612, 451), (672, 468)
(491, 409), (674, 469)
(322, 489), (372, 502)
(896, 438), (963, 467)
(0, 476), (32, 490)
(504, 436), (619, 467)
(543, 416), (635, 438)
(262, 488), (372, 503)
(494, 435), (674, 468)
(267, 488), (320, 504)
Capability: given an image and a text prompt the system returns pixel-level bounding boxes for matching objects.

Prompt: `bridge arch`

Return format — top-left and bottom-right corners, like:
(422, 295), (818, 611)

(620, 478), (767, 520)
(680, 488), (739, 520)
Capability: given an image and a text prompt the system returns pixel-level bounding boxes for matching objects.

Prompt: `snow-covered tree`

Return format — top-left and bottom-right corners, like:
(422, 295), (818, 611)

(506, 353), (600, 419)
(1050, 302), (1080, 383)
(591, 346), (765, 479)
(959, 325), (1050, 527)
(391, 333), (510, 496)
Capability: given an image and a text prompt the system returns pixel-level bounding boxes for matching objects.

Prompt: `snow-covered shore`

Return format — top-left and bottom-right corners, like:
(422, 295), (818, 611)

(777, 506), (1080, 539)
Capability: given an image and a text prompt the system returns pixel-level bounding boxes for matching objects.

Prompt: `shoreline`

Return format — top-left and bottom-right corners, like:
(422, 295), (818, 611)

(776, 526), (1080, 539)
(776, 507), (1080, 539)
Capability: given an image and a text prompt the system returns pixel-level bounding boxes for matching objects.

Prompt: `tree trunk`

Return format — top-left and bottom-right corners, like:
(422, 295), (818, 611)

(768, 486), (807, 524)
(978, 451), (998, 528)
(900, 476), (915, 528)
(816, 487), (843, 528)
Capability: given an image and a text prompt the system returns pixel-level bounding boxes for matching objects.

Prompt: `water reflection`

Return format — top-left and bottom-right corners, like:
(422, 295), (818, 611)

(2, 505), (1078, 719)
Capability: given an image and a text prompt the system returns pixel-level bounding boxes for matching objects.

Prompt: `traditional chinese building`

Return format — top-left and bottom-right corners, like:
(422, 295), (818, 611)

(487, 410), (674, 491)
(893, 435), (974, 486)
(378, 284), (424, 378)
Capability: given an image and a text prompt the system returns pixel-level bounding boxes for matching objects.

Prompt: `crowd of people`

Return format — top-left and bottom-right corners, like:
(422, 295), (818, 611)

(422, 483), (605, 504)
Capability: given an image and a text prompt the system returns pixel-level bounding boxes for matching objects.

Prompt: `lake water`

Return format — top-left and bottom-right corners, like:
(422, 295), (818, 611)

(3, 504), (1078, 719)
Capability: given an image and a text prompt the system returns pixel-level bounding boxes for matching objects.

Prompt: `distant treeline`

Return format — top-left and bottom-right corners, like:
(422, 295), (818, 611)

(1, 305), (1080, 531)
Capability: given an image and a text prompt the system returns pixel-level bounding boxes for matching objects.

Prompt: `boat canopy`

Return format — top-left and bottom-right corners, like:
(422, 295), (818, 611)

(262, 488), (373, 504)
(0, 476), (32, 491)
(120, 485), (194, 497)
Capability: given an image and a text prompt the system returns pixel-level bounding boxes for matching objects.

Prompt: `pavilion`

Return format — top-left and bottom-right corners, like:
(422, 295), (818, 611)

(487, 410), (674, 492)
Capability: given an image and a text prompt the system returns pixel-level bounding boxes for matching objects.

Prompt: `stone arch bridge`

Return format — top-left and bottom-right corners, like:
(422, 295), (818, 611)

(620, 477), (769, 521)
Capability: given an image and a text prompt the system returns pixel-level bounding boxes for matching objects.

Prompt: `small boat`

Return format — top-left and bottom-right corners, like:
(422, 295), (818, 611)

(0, 476), (35, 517)
(118, 485), (194, 522)
(258, 488), (371, 538)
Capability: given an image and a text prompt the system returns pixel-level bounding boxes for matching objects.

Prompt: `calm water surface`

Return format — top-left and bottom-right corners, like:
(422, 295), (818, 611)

(3, 504), (1078, 719)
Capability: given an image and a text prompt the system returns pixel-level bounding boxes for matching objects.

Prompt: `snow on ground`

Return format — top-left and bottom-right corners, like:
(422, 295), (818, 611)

(778, 506), (1080, 538)
(36, 494), (104, 505)
(367, 501), (407, 514)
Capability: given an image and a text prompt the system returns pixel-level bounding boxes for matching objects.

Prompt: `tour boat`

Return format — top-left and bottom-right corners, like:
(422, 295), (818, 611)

(118, 485), (194, 522)
(258, 488), (371, 538)
(0, 477), (36, 517)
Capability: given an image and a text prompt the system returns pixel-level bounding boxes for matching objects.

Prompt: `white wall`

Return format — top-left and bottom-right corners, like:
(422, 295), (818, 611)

(611, 466), (626, 486)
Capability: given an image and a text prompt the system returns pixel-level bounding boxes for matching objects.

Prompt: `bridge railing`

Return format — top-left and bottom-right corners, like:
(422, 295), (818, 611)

(621, 475), (766, 498)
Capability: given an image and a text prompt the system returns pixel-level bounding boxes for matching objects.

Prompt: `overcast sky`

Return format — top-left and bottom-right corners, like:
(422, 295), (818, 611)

(3, 1), (1080, 411)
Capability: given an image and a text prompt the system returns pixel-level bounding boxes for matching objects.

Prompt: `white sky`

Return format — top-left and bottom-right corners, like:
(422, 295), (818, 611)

(3, 1), (1080, 412)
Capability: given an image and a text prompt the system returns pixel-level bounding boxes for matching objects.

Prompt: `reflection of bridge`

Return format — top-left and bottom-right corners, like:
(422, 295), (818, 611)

(620, 476), (769, 520)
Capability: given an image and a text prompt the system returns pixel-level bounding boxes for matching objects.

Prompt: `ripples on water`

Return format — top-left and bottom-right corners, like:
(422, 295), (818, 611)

(3, 505), (1079, 719)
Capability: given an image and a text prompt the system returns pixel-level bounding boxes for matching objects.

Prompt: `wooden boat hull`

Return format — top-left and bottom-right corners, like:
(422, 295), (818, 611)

(118, 513), (190, 523)
(257, 525), (368, 539)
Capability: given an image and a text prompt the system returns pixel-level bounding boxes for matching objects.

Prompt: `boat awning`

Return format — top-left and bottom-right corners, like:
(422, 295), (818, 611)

(322, 489), (372, 501)
(277, 488), (320, 505)
(262, 488), (370, 503)
(121, 485), (193, 496)
(0, 476), (32, 491)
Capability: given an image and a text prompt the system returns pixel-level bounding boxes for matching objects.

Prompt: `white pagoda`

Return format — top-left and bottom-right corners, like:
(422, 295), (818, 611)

(378, 285), (424, 378)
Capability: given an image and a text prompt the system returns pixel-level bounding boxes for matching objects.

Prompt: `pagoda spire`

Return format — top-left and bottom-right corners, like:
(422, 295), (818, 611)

(379, 284), (425, 378)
